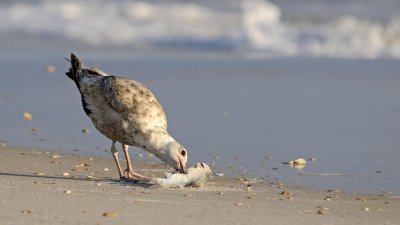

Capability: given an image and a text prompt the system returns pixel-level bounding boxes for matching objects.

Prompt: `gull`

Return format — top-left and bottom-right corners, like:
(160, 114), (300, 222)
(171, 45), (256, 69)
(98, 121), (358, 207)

(65, 53), (188, 180)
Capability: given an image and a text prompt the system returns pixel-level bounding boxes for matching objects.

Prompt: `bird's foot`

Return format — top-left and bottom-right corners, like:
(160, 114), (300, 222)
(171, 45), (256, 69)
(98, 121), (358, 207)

(121, 169), (149, 182)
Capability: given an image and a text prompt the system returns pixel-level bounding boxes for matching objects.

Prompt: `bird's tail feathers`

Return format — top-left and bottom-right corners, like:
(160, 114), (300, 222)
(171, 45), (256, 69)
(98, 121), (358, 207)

(65, 53), (84, 86)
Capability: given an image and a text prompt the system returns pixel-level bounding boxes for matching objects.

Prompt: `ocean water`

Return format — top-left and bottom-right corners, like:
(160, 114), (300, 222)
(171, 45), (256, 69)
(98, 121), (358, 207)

(0, 1), (399, 195)
(0, 0), (400, 58)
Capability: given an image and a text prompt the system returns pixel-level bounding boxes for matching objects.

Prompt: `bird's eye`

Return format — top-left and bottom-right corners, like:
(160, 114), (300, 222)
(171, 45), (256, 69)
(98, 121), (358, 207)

(181, 150), (186, 156)
(200, 163), (205, 168)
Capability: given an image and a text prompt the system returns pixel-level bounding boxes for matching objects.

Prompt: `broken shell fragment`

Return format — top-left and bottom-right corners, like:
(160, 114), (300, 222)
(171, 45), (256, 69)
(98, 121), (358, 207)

(284, 158), (307, 169)
(286, 158), (307, 165)
(318, 208), (331, 215)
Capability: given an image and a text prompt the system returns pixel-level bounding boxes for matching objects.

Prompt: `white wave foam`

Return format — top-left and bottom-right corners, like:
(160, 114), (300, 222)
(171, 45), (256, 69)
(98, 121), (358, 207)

(0, 0), (399, 58)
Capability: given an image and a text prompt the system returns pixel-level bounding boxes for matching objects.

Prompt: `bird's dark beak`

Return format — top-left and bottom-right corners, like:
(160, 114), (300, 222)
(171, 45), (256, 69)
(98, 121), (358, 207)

(178, 159), (186, 174)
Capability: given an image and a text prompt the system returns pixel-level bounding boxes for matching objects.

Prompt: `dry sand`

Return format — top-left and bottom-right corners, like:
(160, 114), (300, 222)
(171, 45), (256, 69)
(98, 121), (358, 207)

(0, 146), (398, 225)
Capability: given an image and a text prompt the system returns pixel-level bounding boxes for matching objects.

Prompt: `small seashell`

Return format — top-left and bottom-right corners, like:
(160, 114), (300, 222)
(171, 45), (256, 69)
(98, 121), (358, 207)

(104, 168), (109, 171)
(364, 207), (370, 211)
(215, 173), (224, 177)
(62, 172), (70, 177)
(234, 202), (243, 207)
(22, 112), (32, 121)
(64, 190), (72, 194)
(281, 191), (290, 196)
(324, 197), (331, 201)
(285, 158), (307, 165)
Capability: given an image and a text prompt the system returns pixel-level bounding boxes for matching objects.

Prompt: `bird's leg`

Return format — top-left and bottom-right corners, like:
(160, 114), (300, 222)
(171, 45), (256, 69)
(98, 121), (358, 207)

(111, 141), (124, 179)
(122, 144), (147, 180)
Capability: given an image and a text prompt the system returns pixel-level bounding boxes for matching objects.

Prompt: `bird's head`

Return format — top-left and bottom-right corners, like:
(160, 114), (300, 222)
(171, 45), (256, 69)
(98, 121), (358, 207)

(160, 142), (188, 174)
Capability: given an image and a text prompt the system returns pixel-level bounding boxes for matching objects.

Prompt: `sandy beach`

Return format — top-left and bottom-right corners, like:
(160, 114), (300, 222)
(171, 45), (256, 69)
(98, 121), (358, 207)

(1, 146), (398, 225)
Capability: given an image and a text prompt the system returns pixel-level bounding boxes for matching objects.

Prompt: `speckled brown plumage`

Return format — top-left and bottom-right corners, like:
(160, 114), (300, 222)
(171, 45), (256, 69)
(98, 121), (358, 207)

(80, 75), (168, 148)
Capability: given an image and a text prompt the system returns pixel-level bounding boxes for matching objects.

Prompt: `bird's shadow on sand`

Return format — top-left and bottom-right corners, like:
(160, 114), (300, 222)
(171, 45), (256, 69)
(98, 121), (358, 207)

(0, 172), (154, 188)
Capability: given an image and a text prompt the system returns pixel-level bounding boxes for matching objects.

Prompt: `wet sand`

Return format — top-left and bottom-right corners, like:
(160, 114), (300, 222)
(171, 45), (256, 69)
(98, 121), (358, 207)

(0, 146), (398, 225)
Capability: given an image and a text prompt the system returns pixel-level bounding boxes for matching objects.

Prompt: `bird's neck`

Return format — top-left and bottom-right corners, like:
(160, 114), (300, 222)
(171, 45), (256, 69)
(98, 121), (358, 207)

(144, 129), (175, 156)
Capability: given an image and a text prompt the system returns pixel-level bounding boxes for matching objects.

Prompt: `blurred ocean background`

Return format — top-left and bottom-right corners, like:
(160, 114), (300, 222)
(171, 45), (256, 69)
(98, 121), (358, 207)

(0, 0), (399, 195)
(1, 0), (400, 58)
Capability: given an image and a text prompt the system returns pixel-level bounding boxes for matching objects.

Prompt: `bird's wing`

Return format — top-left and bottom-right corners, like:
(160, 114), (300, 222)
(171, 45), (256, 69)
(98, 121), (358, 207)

(99, 76), (167, 128)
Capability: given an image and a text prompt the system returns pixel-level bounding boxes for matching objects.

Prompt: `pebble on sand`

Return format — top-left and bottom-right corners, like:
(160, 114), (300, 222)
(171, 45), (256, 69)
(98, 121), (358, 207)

(31, 128), (40, 135)
(64, 190), (72, 194)
(45, 65), (56, 73)
(82, 128), (90, 134)
(134, 200), (145, 205)
(103, 212), (118, 218)
(22, 112), (32, 121)
(62, 172), (70, 177)
(21, 209), (32, 214)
